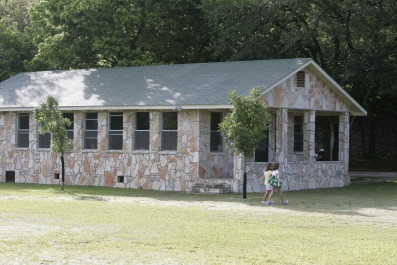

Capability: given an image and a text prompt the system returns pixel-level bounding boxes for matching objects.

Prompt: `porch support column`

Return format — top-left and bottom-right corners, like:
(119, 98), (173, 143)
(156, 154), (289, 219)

(304, 110), (316, 163)
(275, 108), (288, 165)
(339, 112), (350, 175)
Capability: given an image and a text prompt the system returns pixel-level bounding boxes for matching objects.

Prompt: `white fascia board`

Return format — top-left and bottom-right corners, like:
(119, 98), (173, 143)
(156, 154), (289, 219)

(0, 104), (233, 112)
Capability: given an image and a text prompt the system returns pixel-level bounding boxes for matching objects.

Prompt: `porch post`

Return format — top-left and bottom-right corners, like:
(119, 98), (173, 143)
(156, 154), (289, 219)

(304, 110), (316, 163)
(339, 112), (350, 176)
(275, 108), (288, 165)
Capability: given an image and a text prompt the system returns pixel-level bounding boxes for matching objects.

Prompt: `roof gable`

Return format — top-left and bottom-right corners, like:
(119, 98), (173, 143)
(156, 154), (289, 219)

(264, 69), (349, 113)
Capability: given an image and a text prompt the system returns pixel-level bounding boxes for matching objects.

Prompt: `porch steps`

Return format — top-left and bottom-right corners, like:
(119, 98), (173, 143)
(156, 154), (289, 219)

(191, 183), (231, 194)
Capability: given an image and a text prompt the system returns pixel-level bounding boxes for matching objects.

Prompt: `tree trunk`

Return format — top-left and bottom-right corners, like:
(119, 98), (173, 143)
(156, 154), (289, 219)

(61, 154), (65, 191)
(243, 159), (247, 199)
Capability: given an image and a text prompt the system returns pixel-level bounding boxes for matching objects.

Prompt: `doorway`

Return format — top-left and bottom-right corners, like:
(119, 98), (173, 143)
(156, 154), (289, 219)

(315, 116), (339, 161)
(6, 171), (15, 183)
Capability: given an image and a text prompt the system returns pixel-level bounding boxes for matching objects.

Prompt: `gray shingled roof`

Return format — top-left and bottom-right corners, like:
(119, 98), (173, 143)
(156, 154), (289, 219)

(0, 58), (311, 110)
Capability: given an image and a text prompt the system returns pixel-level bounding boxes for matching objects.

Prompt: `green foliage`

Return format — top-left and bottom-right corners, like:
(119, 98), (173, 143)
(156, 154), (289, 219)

(219, 87), (271, 158)
(0, 0), (36, 81)
(33, 96), (73, 155)
(26, 0), (210, 71)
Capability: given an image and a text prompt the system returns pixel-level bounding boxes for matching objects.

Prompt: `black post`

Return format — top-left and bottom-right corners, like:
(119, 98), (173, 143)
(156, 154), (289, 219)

(61, 155), (65, 191)
(243, 172), (247, 199)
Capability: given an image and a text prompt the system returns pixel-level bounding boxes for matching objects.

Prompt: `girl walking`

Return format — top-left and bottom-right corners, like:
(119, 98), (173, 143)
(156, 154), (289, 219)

(267, 163), (288, 205)
(261, 163), (273, 205)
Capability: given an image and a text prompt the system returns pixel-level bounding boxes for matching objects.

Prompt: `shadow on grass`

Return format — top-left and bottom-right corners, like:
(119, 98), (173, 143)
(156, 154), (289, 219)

(1, 181), (396, 217)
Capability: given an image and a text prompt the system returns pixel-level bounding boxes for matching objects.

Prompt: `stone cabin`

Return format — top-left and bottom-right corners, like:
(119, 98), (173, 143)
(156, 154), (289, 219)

(0, 58), (366, 193)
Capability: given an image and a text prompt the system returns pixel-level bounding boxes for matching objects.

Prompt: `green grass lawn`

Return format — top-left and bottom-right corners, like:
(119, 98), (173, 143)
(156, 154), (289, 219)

(0, 182), (396, 265)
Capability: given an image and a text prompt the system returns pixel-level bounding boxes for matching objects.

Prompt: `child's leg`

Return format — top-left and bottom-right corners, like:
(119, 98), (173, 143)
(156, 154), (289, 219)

(277, 188), (284, 202)
(277, 188), (288, 204)
(267, 188), (274, 203)
(263, 191), (269, 201)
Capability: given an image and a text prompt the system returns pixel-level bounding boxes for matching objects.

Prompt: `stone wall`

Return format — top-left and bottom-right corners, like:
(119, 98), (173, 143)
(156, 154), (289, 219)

(245, 161), (348, 193)
(0, 110), (237, 191)
(263, 70), (349, 112)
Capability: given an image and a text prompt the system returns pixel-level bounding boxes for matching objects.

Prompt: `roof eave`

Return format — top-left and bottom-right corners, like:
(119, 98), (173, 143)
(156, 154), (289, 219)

(0, 104), (234, 112)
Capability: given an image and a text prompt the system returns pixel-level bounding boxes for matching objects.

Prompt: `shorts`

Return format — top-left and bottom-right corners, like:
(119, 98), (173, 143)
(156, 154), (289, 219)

(265, 184), (273, 191)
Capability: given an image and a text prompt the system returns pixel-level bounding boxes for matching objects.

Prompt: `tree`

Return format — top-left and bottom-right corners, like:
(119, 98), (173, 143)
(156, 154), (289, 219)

(34, 96), (73, 190)
(203, 0), (397, 159)
(26, 0), (210, 71)
(0, 0), (36, 81)
(219, 87), (271, 198)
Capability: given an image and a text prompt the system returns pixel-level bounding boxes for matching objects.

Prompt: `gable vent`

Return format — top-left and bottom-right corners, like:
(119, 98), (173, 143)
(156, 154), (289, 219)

(296, 71), (305, 87)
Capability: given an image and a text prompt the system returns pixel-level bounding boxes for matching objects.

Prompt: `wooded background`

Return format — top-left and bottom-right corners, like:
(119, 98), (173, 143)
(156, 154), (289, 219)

(1, 0), (396, 162)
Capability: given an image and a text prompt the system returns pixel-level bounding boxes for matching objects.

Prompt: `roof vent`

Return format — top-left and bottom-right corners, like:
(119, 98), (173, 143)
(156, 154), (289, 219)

(296, 71), (305, 87)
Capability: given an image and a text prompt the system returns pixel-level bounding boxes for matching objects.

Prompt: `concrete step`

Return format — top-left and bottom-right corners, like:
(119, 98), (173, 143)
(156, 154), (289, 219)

(192, 183), (231, 194)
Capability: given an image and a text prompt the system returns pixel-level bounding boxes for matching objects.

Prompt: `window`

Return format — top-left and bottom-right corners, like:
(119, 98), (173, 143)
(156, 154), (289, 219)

(6, 171), (15, 183)
(38, 128), (51, 149)
(84, 113), (98, 149)
(63, 113), (74, 140)
(210, 112), (223, 152)
(108, 112), (123, 150)
(255, 130), (269, 162)
(17, 113), (29, 148)
(135, 112), (150, 150)
(296, 71), (305, 87)
(118, 176), (124, 183)
(161, 112), (177, 150)
(54, 173), (60, 180)
(294, 116), (304, 152)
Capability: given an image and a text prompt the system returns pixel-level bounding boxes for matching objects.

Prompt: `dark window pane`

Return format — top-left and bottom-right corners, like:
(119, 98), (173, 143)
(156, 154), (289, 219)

(294, 124), (302, 133)
(136, 112), (149, 130)
(135, 131), (149, 150)
(85, 131), (97, 138)
(255, 132), (269, 162)
(66, 130), (74, 140)
(17, 132), (29, 148)
(110, 113), (123, 130)
(210, 132), (222, 152)
(210, 112), (223, 152)
(84, 138), (97, 149)
(86, 113), (98, 119)
(109, 134), (123, 150)
(163, 112), (177, 130)
(39, 132), (51, 148)
(161, 131), (177, 150)
(211, 112), (222, 130)
(86, 120), (98, 130)
(294, 140), (303, 152)
(63, 113), (74, 130)
(19, 114), (29, 129)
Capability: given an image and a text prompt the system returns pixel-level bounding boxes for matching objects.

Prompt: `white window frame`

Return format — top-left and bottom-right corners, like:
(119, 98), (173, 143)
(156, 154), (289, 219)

(108, 112), (123, 150)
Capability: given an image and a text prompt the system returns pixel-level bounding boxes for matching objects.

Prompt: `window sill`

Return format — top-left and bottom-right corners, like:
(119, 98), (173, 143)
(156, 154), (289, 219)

(81, 149), (98, 153)
(132, 150), (150, 153)
(210, 152), (227, 155)
(159, 150), (177, 155)
(15, 147), (30, 151)
(107, 150), (124, 153)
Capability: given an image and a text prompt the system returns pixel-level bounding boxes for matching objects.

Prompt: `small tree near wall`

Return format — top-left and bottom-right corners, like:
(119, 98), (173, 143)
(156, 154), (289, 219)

(34, 96), (73, 190)
(219, 87), (271, 198)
